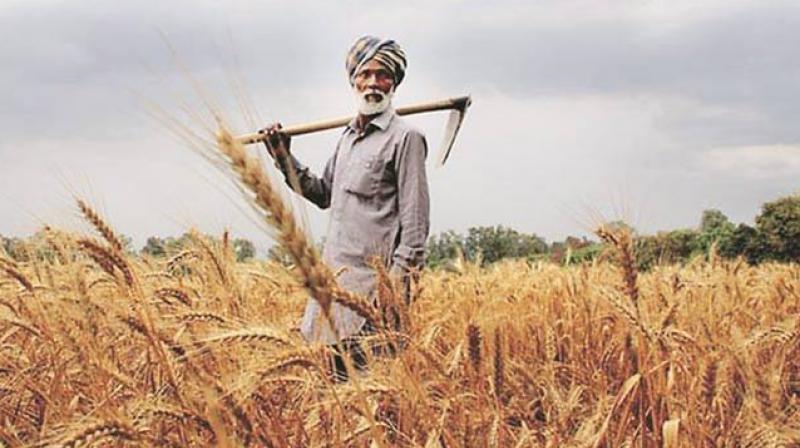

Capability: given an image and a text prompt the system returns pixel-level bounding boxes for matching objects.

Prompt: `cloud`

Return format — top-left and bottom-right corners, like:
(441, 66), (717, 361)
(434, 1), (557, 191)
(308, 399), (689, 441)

(698, 144), (800, 179)
(422, 1), (800, 123)
(1, 0), (799, 247)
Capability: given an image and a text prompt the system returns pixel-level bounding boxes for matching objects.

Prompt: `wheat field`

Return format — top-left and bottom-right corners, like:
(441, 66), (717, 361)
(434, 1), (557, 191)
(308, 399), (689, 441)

(1, 128), (799, 447)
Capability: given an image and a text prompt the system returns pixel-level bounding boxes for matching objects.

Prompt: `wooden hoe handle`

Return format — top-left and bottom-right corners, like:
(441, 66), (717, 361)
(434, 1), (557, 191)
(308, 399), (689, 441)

(236, 95), (472, 145)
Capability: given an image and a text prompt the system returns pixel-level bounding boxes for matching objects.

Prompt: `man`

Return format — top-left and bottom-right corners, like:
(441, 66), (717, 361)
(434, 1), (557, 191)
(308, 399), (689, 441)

(260, 36), (430, 379)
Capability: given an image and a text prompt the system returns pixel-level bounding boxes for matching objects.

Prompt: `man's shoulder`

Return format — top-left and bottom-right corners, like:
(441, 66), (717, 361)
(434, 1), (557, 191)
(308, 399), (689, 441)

(389, 115), (426, 140)
(388, 115), (428, 160)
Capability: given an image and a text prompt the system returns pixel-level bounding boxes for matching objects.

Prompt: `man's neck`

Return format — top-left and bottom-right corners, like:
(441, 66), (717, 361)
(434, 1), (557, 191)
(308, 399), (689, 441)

(355, 113), (378, 133)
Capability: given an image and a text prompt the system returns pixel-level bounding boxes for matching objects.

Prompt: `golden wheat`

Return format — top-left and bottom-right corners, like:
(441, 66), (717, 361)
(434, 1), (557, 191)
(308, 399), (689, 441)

(1, 200), (799, 446)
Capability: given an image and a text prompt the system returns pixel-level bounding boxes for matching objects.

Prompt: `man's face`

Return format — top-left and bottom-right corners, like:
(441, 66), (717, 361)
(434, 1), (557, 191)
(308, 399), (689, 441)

(353, 59), (395, 115)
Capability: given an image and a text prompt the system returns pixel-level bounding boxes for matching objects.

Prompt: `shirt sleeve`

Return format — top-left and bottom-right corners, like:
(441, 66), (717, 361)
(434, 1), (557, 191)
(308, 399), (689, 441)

(280, 153), (335, 210)
(391, 129), (431, 273)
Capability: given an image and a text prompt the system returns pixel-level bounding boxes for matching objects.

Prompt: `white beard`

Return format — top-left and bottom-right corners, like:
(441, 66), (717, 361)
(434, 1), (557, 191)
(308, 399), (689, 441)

(355, 87), (394, 115)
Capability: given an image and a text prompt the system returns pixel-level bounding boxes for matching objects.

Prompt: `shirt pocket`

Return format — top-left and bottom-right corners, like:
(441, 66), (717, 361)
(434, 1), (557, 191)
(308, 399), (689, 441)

(344, 155), (383, 198)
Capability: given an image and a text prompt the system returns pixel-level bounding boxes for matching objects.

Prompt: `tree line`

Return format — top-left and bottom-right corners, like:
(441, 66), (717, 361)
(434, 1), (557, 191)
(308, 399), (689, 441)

(1, 231), (257, 263)
(2, 193), (798, 268)
(426, 193), (800, 269)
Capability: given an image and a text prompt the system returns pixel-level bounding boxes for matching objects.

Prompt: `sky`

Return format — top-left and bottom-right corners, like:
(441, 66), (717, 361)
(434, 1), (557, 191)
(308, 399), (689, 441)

(1, 0), (799, 252)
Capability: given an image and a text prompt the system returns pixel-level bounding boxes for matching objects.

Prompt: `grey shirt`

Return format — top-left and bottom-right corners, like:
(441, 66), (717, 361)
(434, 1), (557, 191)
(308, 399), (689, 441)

(280, 107), (430, 343)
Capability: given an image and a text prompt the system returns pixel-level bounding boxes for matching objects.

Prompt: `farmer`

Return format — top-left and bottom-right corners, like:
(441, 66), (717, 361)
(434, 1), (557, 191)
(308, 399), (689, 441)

(260, 36), (430, 380)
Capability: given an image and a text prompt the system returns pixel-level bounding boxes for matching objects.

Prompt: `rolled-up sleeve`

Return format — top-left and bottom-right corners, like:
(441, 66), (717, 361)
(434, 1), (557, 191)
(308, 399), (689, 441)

(392, 130), (430, 272)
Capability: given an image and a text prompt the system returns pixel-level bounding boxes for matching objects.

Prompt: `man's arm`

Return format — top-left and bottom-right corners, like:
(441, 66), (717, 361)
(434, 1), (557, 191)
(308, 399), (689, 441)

(261, 123), (335, 210)
(391, 129), (431, 278)
(280, 154), (335, 210)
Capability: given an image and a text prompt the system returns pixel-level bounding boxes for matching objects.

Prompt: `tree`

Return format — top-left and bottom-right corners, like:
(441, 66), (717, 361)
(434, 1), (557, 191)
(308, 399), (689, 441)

(568, 242), (603, 265)
(565, 236), (591, 250)
(662, 229), (699, 261)
(464, 226), (547, 265)
(141, 236), (166, 257)
(634, 229), (699, 270)
(267, 244), (294, 267)
(754, 194), (800, 262)
(119, 234), (135, 255)
(718, 223), (761, 262)
(695, 209), (735, 256)
(233, 238), (255, 262)
(426, 226), (548, 267)
(549, 241), (566, 264)
(426, 230), (465, 268)
(2, 236), (29, 261)
(549, 236), (598, 265)
(700, 209), (730, 233)
(634, 235), (662, 270)
(141, 233), (196, 257)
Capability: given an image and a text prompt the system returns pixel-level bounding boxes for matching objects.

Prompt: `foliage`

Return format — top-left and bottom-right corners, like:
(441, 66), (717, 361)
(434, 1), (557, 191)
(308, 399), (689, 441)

(718, 223), (760, 262)
(267, 244), (295, 266)
(425, 230), (465, 268)
(233, 238), (255, 262)
(2, 236), (29, 261)
(634, 229), (700, 270)
(464, 225), (547, 265)
(119, 234), (135, 255)
(6, 194), (800, 271)
(754, 194), (800, 262)
(427, 225), (547, 267)
(550, 236), (598, 265)
(423, 193), (800, 270)
(140, 234), (195, 257)
(141, 233), (254, 261)
(566, 242), (604, 265)
(695, 209), (735, 256)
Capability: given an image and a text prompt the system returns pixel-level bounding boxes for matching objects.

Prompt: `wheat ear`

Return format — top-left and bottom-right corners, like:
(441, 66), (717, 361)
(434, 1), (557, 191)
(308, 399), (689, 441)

(76, 198), (124, 253)
(493, 328), (505, 400)
(1, 264), (33, 292)
(215, 127), (378, 325)
(467, 323), (482, 374)
(77, 238), (134, 287)
(596, 224), (640, 308)
(59, 419), (139, 448)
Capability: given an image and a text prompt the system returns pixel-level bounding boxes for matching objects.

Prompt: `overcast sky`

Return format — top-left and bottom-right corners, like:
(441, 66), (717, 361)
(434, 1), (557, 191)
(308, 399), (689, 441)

(1, 0), (799, 252)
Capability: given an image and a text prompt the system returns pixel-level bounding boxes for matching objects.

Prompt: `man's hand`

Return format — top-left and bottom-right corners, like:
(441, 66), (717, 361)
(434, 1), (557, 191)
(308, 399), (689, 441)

(258, 122), (292, 169)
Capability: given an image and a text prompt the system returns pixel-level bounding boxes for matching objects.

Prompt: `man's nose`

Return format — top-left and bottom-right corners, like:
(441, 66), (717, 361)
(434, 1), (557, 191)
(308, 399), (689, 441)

(365, 73), (380, 85)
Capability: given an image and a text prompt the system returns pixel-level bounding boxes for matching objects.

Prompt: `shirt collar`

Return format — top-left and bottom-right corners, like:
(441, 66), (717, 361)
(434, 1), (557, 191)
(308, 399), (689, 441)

(347, 107), (396, 134)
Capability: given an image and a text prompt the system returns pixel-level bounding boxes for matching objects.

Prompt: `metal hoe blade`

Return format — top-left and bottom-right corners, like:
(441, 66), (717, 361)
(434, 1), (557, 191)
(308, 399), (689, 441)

(436, 96), (472, 166)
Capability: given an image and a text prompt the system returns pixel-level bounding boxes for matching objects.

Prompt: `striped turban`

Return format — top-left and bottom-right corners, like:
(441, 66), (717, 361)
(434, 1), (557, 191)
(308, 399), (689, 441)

(346, 36), (407, 86)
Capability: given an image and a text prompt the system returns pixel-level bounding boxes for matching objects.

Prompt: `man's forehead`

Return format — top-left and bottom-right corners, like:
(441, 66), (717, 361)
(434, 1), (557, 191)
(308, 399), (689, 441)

(357, 59), (390, 73)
